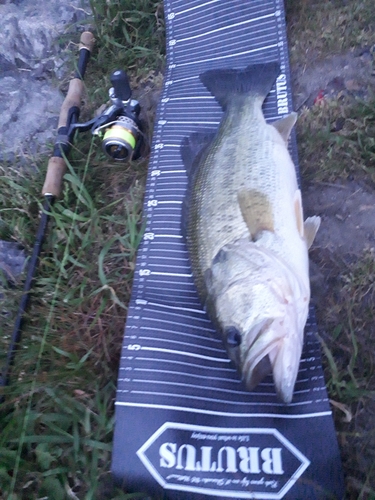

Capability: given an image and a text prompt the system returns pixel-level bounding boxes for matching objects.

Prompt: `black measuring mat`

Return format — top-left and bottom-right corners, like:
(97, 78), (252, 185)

(112, 1), (344, 498)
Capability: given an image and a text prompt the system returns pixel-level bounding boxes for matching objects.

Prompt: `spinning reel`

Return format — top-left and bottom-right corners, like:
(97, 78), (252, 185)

(72, 69), (143, 161)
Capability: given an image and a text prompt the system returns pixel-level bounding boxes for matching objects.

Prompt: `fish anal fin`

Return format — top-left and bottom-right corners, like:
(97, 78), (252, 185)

(304, 216), (321, 248)
(294, 189), (304, 238)
(238, 189), (274, 239)
(271, 112), (297, 143)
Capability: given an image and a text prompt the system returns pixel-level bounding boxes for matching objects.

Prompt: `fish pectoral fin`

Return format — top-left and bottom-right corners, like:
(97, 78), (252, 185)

(304, 216), (321, 248)
(294, 189), (304, 238)
(238, 189), (274, 240)
(271, 112), (297, 143)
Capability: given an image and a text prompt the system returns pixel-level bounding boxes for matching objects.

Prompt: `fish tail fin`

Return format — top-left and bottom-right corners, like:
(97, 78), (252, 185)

(200, 62), (280, 109)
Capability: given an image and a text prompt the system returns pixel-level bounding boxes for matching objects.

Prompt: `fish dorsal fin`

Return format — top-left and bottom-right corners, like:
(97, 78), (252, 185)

(294, 189), (304, 238)
(180, 131), (215, 178)
(271, 112), (297, 143)
(238, 189), (274, 239)
(304, 216), (321, 248)
(180, 131), (215, 239)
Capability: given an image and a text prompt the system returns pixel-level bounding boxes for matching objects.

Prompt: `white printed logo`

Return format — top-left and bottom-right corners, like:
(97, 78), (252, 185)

(137, 423), (310, 498)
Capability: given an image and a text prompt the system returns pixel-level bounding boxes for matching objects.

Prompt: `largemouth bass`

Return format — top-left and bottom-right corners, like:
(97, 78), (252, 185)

(182, 62), (320, 403)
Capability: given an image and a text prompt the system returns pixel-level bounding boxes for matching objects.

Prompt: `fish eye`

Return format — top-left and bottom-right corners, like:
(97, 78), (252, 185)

(225, 327), (242, 347)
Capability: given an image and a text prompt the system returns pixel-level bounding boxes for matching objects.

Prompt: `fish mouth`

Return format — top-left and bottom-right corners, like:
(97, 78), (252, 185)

(241, 317), (300, 403)
(241, 318), (280, 389)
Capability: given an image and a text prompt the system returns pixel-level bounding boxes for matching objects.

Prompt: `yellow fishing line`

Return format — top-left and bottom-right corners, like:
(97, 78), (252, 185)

(104, 125), (136, 149)
(9, 139), (95, 495)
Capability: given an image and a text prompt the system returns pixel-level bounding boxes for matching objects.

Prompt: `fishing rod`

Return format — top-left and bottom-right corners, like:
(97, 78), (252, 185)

(0, 31), (146, 397)
(0, 31), (95, 395)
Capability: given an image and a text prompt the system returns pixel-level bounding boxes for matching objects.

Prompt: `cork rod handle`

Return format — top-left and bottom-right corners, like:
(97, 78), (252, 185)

(42, 32), (94, 197)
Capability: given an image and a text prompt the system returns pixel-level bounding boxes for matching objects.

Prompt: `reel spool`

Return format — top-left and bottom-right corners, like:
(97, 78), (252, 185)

(102, 115), (140, 161)
(100, 69), (140, 160)
(68, 69), (143, 161)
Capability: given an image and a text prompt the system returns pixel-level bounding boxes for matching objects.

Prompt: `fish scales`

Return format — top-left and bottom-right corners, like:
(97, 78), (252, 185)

(190, 97), (280, 273)
(182, 63), (320, 403)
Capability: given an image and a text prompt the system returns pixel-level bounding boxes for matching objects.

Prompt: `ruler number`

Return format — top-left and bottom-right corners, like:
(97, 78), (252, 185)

(127, 344), (141, 351)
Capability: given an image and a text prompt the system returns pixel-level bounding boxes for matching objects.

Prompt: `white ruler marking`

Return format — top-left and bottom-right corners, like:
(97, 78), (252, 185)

(177, 43), (278, 67)
(177, 12), (274, 43)
(140, 346), (231, 362)
(175, 0), (220, 16)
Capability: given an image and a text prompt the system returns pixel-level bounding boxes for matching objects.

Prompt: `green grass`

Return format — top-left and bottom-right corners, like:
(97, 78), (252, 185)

(297, 95), (375, 184)
(1, 0), (375, 498)
(286, 0), (375, 67)
(286, 0), (375, 187)
(316, 251), (375, 498)
(0, 143), (149, 499)
(320, 250), (375, 403)
(287, 1), (375, 497)
(86, 0), (165, 106)
(0, 1), (164, 498)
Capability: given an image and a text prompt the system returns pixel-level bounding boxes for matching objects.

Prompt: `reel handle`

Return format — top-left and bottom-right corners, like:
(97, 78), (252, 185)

(110, 69), (131, 102)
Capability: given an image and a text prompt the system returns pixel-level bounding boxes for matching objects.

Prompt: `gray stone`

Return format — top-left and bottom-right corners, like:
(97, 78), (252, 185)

(0, 240), (26, 286)
(0, 75), (63, 154)
(0, 0), (91, 156)
(0, 0), (91, 301)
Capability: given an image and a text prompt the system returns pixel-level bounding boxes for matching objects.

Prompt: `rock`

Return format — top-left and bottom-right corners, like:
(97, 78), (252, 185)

(0, 0), (91, 156)
(0, 240), (26, 286)
(0, 75), (64, 154)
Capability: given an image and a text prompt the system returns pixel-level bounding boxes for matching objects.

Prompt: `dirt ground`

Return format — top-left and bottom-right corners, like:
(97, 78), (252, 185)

(292, 49), (375, 268)
(288, 44), (375, 300)
(290, 46), (375, 494)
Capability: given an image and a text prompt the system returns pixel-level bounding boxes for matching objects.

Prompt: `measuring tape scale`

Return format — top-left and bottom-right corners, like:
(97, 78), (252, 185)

(118, 0), (330, 416)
